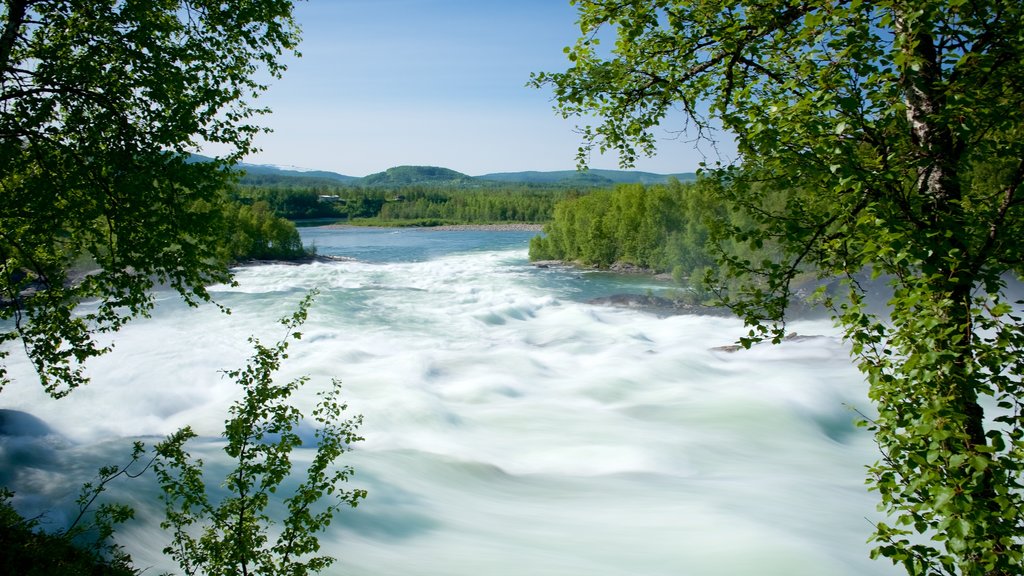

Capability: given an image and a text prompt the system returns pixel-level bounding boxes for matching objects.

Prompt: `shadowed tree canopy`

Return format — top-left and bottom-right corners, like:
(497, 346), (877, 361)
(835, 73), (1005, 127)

(534, 1), (1024, 574)
(0, 0), (301, 397)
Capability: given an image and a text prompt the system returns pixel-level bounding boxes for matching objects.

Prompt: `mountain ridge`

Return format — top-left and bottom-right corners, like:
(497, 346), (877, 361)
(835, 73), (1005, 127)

(477, 168), (696, 185)
(190, 155), (697, 187)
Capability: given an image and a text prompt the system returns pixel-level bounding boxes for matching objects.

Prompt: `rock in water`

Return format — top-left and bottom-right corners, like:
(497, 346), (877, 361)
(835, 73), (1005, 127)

(0, 409), (54, 437)
(587, 294), (732, 317)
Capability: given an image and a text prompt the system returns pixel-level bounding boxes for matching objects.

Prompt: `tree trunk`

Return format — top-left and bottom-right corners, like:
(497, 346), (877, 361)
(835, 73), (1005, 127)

(895, 10), (985, 447)
(0, 0), (32, 75)
(895, 11), (1013, 575)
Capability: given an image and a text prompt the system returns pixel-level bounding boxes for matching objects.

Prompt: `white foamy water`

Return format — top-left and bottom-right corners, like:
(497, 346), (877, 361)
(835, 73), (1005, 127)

(1, 229), (899, 575)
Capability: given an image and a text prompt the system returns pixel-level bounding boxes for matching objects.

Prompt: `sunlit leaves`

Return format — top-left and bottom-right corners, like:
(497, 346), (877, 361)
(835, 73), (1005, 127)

(153, 293), (366, 576)
(540, 0), (1024, 573)
(1, 0), (301, 395)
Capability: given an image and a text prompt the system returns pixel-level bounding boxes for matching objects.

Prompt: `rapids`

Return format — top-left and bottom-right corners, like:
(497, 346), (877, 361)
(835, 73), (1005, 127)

(0, 227), (898, 575)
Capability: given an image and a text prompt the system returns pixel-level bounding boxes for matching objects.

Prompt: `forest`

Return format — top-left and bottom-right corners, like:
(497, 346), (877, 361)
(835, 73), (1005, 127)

(528, 176), (769, 297)
(231, 183), (575, 225)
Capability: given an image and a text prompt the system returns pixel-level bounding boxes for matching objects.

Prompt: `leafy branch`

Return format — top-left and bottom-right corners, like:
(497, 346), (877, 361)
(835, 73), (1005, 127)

(153, 291), (366, 576)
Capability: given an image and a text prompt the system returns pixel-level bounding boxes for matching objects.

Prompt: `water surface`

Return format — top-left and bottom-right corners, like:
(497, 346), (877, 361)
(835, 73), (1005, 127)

(1, 227), (896, 575)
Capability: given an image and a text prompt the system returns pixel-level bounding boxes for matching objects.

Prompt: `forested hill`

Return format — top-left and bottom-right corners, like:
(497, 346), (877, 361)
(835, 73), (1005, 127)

(236, 163), (358, 186)
(190, 156), (695, 188)
(187, 154), (359, 187)
(359, 165), (476, 187)
(477, 169), (696, 186)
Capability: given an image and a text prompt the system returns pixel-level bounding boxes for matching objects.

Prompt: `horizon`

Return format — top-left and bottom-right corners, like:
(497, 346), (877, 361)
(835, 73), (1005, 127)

(242, 160), (700, 180)
(225, 1), (737, 177)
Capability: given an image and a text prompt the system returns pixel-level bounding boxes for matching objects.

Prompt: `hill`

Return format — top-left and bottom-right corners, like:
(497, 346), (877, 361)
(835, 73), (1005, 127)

(187, 154), (358, 186)
(357, 165), (477, 187)
(237, 163), (358, 185)
(189, 155), (697, 188)
(477, 169), (696, 186)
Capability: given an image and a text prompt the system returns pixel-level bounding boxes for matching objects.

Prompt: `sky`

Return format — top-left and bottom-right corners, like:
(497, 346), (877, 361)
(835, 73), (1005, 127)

(236, 0), (735, 177)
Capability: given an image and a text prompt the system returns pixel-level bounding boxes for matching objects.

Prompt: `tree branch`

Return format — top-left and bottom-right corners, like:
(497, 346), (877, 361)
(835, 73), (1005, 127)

(0, 0), (34, 75)
(973, 158), (1024, 274)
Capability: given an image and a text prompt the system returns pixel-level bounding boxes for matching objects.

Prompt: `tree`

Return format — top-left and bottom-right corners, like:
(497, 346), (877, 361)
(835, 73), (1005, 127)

(1, 294), (364, 575)
(1, 0), (301, 397)
(532, 1), (1024, 574)
(154, 292), (366, 576)
(220, 201), (309, 263)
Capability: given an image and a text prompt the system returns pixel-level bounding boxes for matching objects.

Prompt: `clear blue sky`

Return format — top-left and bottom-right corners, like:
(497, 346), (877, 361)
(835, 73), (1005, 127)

(239, 0), (734, 177)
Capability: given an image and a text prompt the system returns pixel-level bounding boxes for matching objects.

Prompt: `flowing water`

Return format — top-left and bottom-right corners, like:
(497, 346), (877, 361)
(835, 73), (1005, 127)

(1, 227), (898, 575)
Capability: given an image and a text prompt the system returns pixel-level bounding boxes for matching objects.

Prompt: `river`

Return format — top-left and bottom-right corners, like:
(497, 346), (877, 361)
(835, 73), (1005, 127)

(1, 227), (898, 575)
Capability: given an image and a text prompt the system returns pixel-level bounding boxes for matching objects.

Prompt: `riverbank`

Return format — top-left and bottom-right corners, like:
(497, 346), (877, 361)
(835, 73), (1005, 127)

(532, 259), (673, 281)
(320, 222), (544, 232)
(422, 223), (544, 232)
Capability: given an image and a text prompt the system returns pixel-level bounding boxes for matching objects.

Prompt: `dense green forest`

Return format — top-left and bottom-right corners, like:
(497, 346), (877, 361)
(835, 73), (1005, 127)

(527, 175), (801, 306)
(224, 164), (703, 230)
(528, 178), (748, 287)
(231, 183), (575, 225)
(375, 187), (560, 223)
(218, 200), (309, 261)
(479, 168), (696, 186)
(232, 162), (695, 189)
(231, 186), (347, 220)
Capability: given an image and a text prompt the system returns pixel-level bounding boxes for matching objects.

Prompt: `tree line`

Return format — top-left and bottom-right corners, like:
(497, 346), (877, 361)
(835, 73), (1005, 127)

(233, 184), (574, 224)
(528, 177), (777, 296)
(218, 200), (309, 262)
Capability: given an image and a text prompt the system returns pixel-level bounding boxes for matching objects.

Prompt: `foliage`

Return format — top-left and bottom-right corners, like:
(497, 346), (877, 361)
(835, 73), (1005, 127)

(218, 201), (311, 262)
(2, 295), (361, 576)
(0, 447), (152, 576)
(153, 293), (366, 576)
(359, 165), (475, 187)
(479, 168), (697, 186)
(0, 493), (135, 576)
(238, 183), (567, 224)
(236, 160), (696, 189)
(376, 187), (560, 224)
(529, 178), (727, 285)
(59, 443), (152, 568)
(233, 187), (344, 221)
(0, 0), (301, 397)
(536, 1), (1024, 574)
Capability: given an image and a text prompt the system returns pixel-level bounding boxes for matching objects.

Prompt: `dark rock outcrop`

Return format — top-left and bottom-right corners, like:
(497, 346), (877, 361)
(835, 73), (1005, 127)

(587, 294), (732, 317)
(710, 332), (828, 353)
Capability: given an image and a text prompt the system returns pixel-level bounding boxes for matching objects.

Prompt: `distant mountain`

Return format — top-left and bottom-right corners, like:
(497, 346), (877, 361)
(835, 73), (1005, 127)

(237, 163), (358, 184)
(186, 154), (358, 186)
(357, 165), (476, 187)
(354, 166), (694, 188)
(477, 169), (696, 186)
(187, 155), (696, 188)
